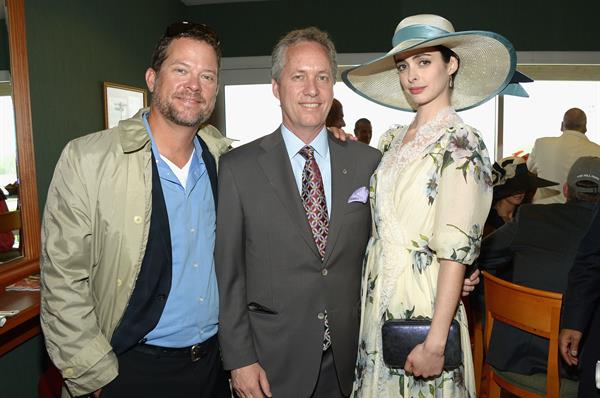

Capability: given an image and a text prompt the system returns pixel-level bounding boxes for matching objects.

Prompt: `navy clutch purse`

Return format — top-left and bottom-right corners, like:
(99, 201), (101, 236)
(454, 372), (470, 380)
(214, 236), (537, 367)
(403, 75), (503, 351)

(381, 318), (462, 370)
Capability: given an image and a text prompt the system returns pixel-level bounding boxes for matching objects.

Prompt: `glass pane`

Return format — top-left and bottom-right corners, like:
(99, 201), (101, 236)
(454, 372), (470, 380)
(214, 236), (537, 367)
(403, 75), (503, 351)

(503, 81), (600, 157)
(0, 82), (22, 263)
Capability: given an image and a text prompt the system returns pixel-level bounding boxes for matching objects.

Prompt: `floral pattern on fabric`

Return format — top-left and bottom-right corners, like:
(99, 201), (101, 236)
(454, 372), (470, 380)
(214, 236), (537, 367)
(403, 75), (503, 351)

(353, 107), (492, 398)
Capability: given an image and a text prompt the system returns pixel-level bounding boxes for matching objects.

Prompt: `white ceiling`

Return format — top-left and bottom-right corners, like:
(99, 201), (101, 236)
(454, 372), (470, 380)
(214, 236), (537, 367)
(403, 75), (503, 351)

(181, 0), (273, 5)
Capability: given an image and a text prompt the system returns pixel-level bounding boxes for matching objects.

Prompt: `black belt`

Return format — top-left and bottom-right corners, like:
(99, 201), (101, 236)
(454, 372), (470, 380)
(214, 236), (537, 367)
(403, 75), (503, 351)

(134, 334), (217, 362)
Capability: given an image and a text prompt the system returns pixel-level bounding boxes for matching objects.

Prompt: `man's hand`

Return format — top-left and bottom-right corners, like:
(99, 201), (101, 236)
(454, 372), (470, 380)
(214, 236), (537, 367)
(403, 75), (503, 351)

(231, 362), (272, 398)
(462, 268), (480, 297)
(328, 127), (357, 142)
(91, 389), (102, 398)
(559, 328), (583, 366)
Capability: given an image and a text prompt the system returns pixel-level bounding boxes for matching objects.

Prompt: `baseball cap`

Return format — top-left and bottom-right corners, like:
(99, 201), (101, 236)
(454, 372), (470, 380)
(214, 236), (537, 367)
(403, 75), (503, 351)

(567, 156), (600, 194)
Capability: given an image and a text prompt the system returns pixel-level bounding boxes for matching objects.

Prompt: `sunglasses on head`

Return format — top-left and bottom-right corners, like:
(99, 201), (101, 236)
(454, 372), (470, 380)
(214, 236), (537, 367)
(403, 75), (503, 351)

(165, 21), (220, 45)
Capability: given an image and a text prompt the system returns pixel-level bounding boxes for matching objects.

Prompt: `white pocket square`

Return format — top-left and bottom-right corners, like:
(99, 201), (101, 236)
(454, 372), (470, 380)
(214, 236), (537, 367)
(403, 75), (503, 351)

(347, 186), (369, 204)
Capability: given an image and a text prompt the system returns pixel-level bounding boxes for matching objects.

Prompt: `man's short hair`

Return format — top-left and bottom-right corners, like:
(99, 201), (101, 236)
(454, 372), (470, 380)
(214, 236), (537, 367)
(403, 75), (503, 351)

(355, 118), (371, 129)
(151, 21), (221, 73)
(271, 27), (338, 83)
(566, 156), (600, 203)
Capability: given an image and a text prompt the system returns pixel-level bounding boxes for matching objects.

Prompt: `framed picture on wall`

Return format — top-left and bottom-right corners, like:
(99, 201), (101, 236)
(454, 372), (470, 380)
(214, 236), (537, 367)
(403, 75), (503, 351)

(103, 82), (148, 129)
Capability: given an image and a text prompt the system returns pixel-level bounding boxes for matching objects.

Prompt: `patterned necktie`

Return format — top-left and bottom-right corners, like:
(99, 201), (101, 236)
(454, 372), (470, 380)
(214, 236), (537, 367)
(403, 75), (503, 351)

(299, 145), (329, 258)
(299, 145), (331, 350)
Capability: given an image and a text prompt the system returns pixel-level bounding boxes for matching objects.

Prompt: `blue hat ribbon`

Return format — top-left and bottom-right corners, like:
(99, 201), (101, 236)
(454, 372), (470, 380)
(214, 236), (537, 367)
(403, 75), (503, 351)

(392, 24), (450, 47)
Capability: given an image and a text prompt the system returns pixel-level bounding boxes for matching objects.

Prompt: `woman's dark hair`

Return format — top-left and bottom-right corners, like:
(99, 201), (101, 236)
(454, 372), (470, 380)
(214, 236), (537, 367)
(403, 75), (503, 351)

(435, 45), (459, 80)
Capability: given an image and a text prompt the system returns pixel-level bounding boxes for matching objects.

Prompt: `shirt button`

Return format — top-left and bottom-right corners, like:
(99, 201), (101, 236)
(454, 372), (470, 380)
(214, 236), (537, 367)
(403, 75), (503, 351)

(198, 297), (204, 302)
(317, 312), (325, 320)
(116, 279), (122, 287)
(157, 294), (166, 302)
(133, 216), (142, 224)
(321, 269), (328, 276)
(193, 263), (199, 268)
(64, 368), (74, 377)
(190, 228), (196, 233)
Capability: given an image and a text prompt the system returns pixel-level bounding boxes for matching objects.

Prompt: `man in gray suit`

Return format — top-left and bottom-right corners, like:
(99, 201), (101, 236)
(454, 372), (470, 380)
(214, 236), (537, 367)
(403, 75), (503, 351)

(215, 27), (382, 397)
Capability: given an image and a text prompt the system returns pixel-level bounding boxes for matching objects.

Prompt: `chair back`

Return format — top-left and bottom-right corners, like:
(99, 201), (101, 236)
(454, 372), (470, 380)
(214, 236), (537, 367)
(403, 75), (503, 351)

(483, 271), (563, 398)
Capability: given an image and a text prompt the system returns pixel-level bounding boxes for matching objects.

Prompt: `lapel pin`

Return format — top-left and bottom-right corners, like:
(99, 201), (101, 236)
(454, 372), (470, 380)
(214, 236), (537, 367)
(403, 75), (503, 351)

(342, 169), (348, 175)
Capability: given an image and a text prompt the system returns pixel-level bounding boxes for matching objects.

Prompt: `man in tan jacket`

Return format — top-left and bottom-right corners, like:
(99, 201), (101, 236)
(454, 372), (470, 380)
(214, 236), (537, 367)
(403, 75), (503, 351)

(40, 22), (232, 398)
(528, 108), (600, 204)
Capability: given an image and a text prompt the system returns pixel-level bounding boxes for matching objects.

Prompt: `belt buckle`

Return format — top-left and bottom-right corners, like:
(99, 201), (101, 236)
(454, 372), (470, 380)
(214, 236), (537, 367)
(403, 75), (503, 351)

(190, 343), (204, 362)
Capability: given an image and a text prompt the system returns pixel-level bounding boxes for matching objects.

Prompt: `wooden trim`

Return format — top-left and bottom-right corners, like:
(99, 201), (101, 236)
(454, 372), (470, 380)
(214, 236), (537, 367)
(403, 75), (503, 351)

(0, 291), (40, 356)
(0, 0), (42, 357)
(0, 0), (41, 288)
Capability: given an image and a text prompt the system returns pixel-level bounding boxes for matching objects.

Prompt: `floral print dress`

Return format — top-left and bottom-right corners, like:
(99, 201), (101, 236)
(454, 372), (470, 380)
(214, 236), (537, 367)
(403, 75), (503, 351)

(353, 108), (492, 398)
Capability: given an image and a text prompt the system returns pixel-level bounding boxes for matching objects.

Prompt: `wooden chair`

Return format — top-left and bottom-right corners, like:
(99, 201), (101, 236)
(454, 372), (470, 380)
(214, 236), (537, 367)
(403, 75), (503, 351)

(463, 297), (485, 395)
(483, 271), (577, 398)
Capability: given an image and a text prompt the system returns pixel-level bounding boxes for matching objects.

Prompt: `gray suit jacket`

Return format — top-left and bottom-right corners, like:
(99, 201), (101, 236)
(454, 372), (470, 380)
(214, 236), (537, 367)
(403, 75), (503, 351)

(216, 129), (381, 397)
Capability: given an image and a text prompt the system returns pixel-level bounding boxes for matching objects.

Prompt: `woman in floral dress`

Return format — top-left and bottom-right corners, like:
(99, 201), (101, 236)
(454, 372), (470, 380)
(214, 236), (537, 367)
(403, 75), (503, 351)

(342, 14), (516, 397)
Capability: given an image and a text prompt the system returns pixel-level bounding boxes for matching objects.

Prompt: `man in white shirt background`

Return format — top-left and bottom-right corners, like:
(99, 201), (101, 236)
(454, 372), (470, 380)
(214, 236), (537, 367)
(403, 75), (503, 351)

(528, 107), (600, 203)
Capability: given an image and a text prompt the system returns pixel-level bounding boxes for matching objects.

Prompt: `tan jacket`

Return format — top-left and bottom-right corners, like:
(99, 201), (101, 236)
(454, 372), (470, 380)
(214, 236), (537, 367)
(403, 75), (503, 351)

(527, 130), (600, 204)
(40, 109), (232, 397)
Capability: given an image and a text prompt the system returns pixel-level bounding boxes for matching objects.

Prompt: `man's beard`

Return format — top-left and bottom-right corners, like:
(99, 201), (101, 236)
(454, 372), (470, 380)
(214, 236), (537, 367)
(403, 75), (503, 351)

(153, 90), (214, 127)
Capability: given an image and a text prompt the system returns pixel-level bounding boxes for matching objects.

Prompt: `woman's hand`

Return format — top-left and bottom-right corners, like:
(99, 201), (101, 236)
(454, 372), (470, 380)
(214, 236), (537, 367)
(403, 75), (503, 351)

(404, 341), (445, 378)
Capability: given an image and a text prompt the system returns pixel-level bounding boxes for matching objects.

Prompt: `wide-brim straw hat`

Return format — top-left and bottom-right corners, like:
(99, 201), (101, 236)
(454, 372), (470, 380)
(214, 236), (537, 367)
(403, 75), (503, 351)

(342, 14), (517, 112)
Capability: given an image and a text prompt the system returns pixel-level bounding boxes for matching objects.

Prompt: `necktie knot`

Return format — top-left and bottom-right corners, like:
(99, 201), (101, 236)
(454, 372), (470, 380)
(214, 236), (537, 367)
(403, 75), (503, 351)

(299, 145), (315, 161)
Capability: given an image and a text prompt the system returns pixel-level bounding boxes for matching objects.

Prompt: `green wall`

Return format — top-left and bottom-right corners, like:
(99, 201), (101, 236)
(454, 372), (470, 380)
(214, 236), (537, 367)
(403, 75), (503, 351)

(26, 0), (186, 207)
(0, 336), (44, 397)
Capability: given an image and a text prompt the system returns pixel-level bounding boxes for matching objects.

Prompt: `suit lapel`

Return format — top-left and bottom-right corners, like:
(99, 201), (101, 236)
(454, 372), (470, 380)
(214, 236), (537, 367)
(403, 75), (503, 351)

(323, 136), (356, 263)
(258, 129), (321, 258)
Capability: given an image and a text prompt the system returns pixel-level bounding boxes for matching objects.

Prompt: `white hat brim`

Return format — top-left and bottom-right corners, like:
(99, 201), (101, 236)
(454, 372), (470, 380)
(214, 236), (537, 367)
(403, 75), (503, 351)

(342, 31), (516, 112)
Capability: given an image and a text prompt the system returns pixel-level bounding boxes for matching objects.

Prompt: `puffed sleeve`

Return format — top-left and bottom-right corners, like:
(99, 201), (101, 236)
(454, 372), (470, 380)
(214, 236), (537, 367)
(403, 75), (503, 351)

(428, 125), (493, 266)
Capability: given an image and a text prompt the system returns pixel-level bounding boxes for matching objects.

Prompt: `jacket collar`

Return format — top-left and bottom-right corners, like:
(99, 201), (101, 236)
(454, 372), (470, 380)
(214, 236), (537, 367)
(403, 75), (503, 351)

(562, 130), (590, 141)
(118, 108), (234, 157)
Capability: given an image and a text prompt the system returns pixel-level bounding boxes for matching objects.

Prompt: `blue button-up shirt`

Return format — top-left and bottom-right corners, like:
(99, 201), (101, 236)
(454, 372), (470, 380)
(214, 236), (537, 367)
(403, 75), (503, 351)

(142, 114), (218, 347)
(281, 125), (332, 216)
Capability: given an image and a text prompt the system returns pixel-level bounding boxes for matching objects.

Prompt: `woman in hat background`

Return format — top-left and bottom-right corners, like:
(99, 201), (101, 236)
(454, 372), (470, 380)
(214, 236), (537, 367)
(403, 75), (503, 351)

(343, 14), (516, 397)
(484, 156), (558, 236)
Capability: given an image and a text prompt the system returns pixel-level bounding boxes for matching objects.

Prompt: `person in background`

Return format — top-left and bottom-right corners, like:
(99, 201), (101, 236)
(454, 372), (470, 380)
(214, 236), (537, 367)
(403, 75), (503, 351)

(484, 156), (557, 236)
(342, 13), (514, 397)
(480, 156), (600, 381)
(560, 196), (600, 397)
(528, 107), (600, 204)
(354, 118), (372, 145)
(40, 21), (232, 398)
(326, 98), (346, 129)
